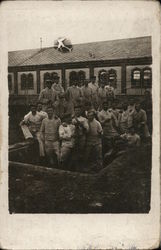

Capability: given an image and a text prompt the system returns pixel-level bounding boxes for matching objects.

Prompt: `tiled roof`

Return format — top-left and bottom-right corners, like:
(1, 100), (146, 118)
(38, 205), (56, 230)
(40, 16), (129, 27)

(8, 36), (151, 67)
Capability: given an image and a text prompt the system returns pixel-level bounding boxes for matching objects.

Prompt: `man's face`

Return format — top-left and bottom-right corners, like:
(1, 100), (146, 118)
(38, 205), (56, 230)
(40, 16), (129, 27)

(103, 103), (108, 111)
(73, 80), (77, 86)
(46, 82), (52, 89)
(37, 104), (42, 112)
(47, 108), (54, 118)
(129, 127), (135, 135)
(87, 112), (94, 121)
(100, 82), (104, 88)
(135, 104), (140, 112)
(55, 78), (59, 84)
(64, 117), (71, 124)
(85, 81), (88, 87)
(74, 107), (81, 117)
(31, 106), (36, 114)
(91, 78), (96, 84)
(122, 104), (128, 111)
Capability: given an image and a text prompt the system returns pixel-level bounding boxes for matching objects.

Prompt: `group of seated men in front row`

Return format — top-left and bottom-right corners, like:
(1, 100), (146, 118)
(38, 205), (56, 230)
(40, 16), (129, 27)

(20, 76), (152, 172)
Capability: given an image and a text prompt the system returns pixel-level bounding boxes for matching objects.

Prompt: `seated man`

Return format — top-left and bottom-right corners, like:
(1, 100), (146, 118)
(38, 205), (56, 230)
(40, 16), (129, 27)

(85, 109), (103, 172)
(120, 125), (141, 148)
(40, 106), (61, 167)
(59, 113), (75, 167)
(20, 104), (46, 157)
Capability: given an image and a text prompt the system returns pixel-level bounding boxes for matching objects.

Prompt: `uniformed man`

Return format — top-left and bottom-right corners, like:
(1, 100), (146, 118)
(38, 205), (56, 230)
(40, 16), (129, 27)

(66, 79), (82, 106)
(88, 76), (99, 110)
(52, 75), (64, 95)
(39, 79), (57, 111)
(40, 106), (61, 167)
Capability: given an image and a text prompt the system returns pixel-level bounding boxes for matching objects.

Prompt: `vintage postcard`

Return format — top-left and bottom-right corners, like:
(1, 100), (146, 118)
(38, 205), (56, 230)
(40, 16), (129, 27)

(0, 1), (160, 249)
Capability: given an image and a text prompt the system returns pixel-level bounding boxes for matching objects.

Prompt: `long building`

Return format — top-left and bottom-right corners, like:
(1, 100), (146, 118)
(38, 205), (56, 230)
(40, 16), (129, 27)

(8, 36), (152, 105)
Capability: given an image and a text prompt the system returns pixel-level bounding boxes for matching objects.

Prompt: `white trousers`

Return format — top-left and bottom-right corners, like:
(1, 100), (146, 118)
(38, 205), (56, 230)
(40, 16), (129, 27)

(21, 125), (45, 156)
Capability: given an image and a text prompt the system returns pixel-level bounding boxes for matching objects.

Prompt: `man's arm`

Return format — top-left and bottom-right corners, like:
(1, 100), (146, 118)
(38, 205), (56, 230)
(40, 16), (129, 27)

(40, 119), (45, 140)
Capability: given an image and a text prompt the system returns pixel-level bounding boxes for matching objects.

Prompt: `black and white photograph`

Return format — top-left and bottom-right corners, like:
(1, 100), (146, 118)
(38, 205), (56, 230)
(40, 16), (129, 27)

(0, 1), (160, 249)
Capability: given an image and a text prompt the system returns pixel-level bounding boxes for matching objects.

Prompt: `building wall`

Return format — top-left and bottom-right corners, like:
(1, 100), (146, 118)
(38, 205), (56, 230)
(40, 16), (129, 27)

(9, 62), (152, 98)
(65, 68), (90, 88)
(17, 71), (37, 95)
(126, 65), (152, 95)
(40, 69), (62, 91)
(94, 66), (122, 95)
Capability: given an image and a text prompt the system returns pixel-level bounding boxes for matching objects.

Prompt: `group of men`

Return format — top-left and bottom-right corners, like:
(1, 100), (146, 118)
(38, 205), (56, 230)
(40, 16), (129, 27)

(20, 75), (152, 172)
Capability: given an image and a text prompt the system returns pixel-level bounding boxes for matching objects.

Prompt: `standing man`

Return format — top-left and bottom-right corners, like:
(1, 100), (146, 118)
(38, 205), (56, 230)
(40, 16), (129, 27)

(66, 79), (82, 106)
(85, 109), (103, 172)
(132, 102), (150, 140)
(59, 113), (75, 167)
(97, 101), (119, 155)
(40, 106), (61, 167)
(118, 103), (132, 134)
(105, 82), (115, 106)
(72, 105), (89, 166)
(81, 80), (93, 104)
(97, 82), (108, 110)
(55, 92), (74, 120)
(88, 76), (98, 109)
(52, 75), (64, 95)
(141, 90), (152, 134)
(39, 79), (57, 111)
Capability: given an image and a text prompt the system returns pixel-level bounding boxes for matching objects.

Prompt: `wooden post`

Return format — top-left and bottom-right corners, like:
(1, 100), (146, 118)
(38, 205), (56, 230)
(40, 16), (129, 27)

(62, 67), (66, 90)
(89, 66), (94, 80)
(121, 64), (126, 94)
(14, 71), (18, 94)
(37, 69), (40, 94)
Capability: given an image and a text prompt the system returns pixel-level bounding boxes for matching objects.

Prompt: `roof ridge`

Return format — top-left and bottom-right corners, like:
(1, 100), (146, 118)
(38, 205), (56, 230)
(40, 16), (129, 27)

(9, 36), (151, 53)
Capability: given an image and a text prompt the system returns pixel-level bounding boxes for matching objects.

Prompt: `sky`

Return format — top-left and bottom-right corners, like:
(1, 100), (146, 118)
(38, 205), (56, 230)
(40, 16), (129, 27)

(0, 1), (158, 51)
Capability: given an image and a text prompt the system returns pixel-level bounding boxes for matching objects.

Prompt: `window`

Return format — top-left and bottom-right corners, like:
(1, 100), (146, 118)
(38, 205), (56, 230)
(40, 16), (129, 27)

(8, 74), (12, 91)
(51, 72), (59, 81)
(69, 71), (78, 85)
(98, 69), (108, 84)
(21, 74), (27, 90)
(28, 73), (34, 89)
(131, 68), (141, 87)
(44, 72), (51, 87)
(143, 67), (152, 88)
(108, 69), (117, 88)
(44, 72), (51, 81)
(78, 70), (86, 81)
(21, 73), (34, 90)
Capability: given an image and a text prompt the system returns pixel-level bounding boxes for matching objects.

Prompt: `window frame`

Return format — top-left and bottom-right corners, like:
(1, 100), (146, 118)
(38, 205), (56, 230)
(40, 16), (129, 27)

(21, 73), (27, 90)
(131, 67), (142, 88)
(27, 73), (34, 90)
(98, 69), (108, 85)
(108, 68), (117, 88)
(69, 71), (78, 85)
(142, 67), (152, 88)
(8, 74), (13, 91)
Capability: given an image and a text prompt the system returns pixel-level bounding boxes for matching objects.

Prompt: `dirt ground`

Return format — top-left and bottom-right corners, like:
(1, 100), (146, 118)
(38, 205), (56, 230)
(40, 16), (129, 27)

(9, 143), (151, 213)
